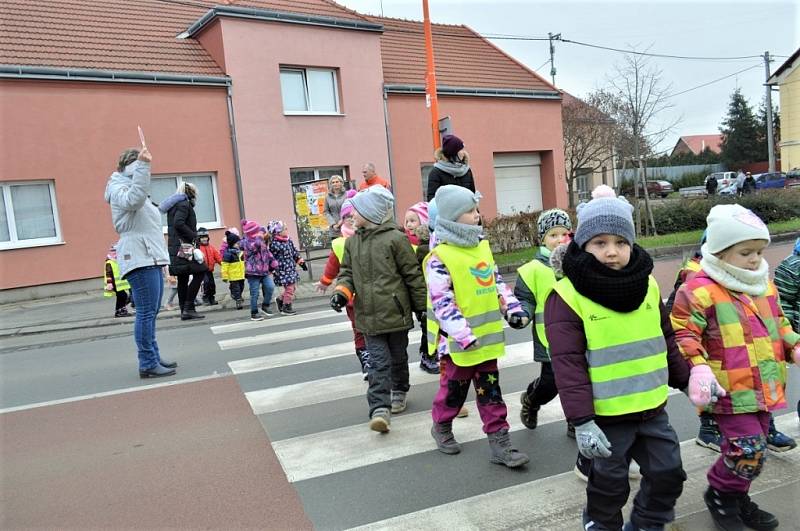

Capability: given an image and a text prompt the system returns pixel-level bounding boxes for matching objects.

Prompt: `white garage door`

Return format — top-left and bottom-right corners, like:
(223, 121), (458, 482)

(493, 152), (542, 215)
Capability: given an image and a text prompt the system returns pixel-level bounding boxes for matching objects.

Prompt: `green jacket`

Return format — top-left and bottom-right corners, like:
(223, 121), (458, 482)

(335, 222), (427, 335)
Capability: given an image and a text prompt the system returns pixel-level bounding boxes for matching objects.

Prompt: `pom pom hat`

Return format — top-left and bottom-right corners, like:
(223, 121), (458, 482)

(407, 202), (429, 225)
(574, 185), (635, 247)
(241, 219), (260, 238)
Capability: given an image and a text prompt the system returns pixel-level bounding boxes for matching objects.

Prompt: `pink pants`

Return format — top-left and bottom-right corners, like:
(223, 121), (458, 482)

(431, 356), (508, 434)
(281, 283), (296, 304)
(708, 412), (770, 493)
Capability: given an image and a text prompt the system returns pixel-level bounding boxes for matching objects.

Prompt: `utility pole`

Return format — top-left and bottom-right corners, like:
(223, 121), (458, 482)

(423, 0), (441, 150)
(548, 32), (561, 86)
(763, 51), (776, 172)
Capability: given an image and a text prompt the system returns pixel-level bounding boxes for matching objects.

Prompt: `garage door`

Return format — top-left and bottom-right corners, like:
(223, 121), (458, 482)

(493, 152), (542, 215)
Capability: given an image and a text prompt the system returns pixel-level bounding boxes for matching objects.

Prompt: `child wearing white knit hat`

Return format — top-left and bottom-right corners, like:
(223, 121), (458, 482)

(671, 204), (800, 530)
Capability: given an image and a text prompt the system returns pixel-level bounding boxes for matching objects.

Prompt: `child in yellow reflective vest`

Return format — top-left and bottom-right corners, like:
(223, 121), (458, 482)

(515, 208), (572, 434)
(104, 243), (132, 317)
(546, 185), (690, 530)
(426, 185), (530, 468)
(221, 230), (246, 310)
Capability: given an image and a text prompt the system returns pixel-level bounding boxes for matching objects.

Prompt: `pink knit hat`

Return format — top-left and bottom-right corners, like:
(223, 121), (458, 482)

(406, 202), (429, 225)
(241, 219), (260, 238)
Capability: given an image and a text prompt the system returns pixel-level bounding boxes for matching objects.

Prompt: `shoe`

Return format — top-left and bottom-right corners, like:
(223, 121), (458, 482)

(519, 392), (540, 429)
(235, 299), (243, 310)
(704, 486), (745, 531)
(456, 406), (469, 418)
(391, 390), (407, 414)
(574, 453), (591, 482)
(767, 415), (797, 452)
(696, 413), (723, 452)
(115, 308), (131, 318)
(181, 302), (205, 320)
(275, 297), (284, 312)
(280, 303), (297, 316)
(159, 358), (178, 369)
(567, 422), (576, 439)
(582, 508), (606, 531)
(207, 297), (219, 306)
(369, 408), (391, 433)
(419, 356), (439, 374)
(431, 422), (461, 454)
(139, 365), (176, 379)
(261, 303), (274, 316)
(738, 494), (778, 530)
(250, 313), (264, 321)
(487, 428), (529, 468)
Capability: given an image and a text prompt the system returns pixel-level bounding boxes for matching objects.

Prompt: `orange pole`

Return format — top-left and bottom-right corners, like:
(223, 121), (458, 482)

(422, 0), (440, 150)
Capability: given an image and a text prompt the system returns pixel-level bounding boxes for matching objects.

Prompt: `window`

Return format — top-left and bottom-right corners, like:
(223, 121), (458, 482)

(576, 168), (592, 202)
(0, 181), (62, 249)
(420, 164), (434, 198)
(289, 167), (350, 249)
(150, 174), (221, 229)
(280, 68), (340, 114)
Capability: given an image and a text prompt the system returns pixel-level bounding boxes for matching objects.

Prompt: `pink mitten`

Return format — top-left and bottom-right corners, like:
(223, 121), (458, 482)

(688, 365), (726, 407)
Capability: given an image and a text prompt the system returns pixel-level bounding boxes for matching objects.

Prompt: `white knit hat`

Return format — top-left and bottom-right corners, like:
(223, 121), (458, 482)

(705, 204), (770, 254)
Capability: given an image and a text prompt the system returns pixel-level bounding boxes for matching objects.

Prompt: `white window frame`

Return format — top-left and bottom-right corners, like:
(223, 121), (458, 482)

(290, 167), (348, 184)
(152, 173), (222, 233)
(280, 67), (342, 115)
(0, 180), (63, 250)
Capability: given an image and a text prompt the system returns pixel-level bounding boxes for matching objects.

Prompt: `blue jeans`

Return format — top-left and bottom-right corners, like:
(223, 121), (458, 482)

(247, 275), (274, 314)
(126, 266), (164, 370)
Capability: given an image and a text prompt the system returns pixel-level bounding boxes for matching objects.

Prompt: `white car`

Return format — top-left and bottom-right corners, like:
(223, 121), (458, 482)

(705, 171), (736, 189)
(718, 182), (738, 196)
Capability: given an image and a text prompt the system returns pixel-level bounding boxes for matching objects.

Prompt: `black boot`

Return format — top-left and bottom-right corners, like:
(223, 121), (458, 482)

(739, 494), (778, 530)
(275, 297), (284, 312)
(181, 301), (206, 320)
(281, 302), (297, 316)
(519, 392), (540, 429)
(704, 486), (744, 531)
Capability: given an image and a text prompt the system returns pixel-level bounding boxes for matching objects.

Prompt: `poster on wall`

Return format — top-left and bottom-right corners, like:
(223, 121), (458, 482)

(292, 180), (331, 249)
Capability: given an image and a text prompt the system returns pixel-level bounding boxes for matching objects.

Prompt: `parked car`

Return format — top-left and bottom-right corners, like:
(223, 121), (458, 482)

(679, 185), (708, 198)
(718, 182), (738, 196)
(636, 180), (673, 198)
(755, 172), (786, 189)
(705, 171), (736, 189)
(785, 168), (800, 189)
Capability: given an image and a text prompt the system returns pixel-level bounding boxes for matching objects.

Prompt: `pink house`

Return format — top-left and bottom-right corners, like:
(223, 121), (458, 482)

(0, 0), (566, 293)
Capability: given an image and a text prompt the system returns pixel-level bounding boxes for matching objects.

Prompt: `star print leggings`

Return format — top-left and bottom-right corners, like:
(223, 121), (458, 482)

(431, 356), (509, 434)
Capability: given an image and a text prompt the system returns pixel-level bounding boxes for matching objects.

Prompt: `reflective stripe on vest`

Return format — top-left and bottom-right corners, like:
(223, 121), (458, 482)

(331, 237), (346, 263)
(423, 240), (505, 366)
(104, 259), (130, 294)
(516, 257), (556, 349)
(553, 276), (668, 416)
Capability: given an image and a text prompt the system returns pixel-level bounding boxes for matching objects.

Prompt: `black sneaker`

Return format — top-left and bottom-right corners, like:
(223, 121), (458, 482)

(260, 303), (274, 317)
(275, 297), (284, 312)
(704, 486), (745, 531)
(250, 313), (264, 321)
(574, 453), (591, 482)
(281, 303), (297, 316)
(739, 494), (778, 530)
(235, 299), (243, 310)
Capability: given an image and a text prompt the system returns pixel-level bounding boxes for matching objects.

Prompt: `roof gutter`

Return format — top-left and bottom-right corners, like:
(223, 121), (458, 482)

(0, 65), (230, 86)
(179, 5), (383, 39)
(384, 84), (561, 100)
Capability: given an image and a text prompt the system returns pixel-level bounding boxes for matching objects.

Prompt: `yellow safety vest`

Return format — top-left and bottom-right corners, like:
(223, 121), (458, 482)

(104, 259), (130, 296)
(516, 255), (556, 350)
(554, 276), (668, 416)
(332, 237), (346, 263)
(221, 251), (245, 281)
(424, 240), (505, 367)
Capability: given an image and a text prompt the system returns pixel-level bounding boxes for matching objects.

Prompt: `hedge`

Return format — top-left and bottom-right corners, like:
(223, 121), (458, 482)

(483, 189), (799, 252)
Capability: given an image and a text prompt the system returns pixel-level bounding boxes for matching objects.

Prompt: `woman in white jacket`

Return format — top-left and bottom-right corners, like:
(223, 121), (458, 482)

(104, 146), (176, 379)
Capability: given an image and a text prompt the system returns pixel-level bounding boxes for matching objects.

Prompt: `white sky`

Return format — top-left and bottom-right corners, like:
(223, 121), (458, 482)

(339, 0), (799, 153)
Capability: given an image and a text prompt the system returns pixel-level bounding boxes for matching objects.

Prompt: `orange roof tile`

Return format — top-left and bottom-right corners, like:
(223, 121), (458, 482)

(368, 16), (555, 92)
(677, 134), (723, 155)
(0, 0), (369, 76)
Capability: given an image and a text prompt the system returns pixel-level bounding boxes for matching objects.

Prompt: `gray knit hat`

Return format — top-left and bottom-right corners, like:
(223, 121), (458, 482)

(350, 186), (394, 225)
(434, 185), (479, 222)
(574, 185), (635, 247)
(537, 209), (572, 240)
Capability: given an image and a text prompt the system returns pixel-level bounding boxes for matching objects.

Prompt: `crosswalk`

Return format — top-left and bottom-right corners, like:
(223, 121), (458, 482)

(213, 307), (800, 530)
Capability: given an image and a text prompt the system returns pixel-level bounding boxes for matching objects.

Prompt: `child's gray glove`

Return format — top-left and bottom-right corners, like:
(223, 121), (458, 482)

(575, 420), (612, 459)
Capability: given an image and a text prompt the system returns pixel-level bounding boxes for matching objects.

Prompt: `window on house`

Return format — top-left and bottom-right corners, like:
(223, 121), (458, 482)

(0, 181), (62, 249)
(150, 174), (221, 229)
(576, 168), (592, 202)
(280, 68), (340, 114)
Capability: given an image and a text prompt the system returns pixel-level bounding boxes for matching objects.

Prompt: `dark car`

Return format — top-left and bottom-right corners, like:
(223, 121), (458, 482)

(755, 172), (786, 190)
(636, 180), (673, 198)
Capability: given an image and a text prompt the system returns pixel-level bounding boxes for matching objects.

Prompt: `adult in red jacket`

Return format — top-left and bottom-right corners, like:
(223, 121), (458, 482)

(358, 162), (391, 191)
(197, 227), (222, 306)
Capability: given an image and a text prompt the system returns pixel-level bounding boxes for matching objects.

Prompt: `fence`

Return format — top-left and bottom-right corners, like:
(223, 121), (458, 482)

(618, 163), (724, 182)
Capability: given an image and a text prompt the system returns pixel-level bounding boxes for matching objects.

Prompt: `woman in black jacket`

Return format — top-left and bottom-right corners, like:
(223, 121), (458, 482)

(159, 182), (206, 320)
(426, 134), (476, 201)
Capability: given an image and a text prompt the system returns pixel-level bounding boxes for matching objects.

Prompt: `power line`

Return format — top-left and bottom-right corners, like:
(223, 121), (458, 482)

(666, 64), (762, 99)
(559, 38), (765, 61)
(534, 59), (550, 71)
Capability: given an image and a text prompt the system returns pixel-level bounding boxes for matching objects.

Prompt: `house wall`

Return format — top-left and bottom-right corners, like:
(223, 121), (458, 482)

(0, 80), (238, 289)
(778, 65), (800, 171)
(212, 18), (389, 238)
(386, 94), (568, 217)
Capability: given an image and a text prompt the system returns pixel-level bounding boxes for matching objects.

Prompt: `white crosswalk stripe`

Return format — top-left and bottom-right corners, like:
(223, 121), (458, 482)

(215, 308), (800, 531)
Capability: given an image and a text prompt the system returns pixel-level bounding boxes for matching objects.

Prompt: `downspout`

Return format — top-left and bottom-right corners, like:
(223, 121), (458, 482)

(382, 86), (397, 218)
(226, 82), (246, 221)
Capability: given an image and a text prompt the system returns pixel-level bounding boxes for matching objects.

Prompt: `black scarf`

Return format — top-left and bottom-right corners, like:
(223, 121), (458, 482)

(562, 241), (653, 313)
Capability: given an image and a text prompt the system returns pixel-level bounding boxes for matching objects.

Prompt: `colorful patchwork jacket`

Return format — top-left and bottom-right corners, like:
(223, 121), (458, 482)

(671, 270), (800, 414)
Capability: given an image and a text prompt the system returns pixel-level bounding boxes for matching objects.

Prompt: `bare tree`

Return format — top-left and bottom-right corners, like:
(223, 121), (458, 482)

(605, 53), (680, 235)
(562, 91), (619, 208)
